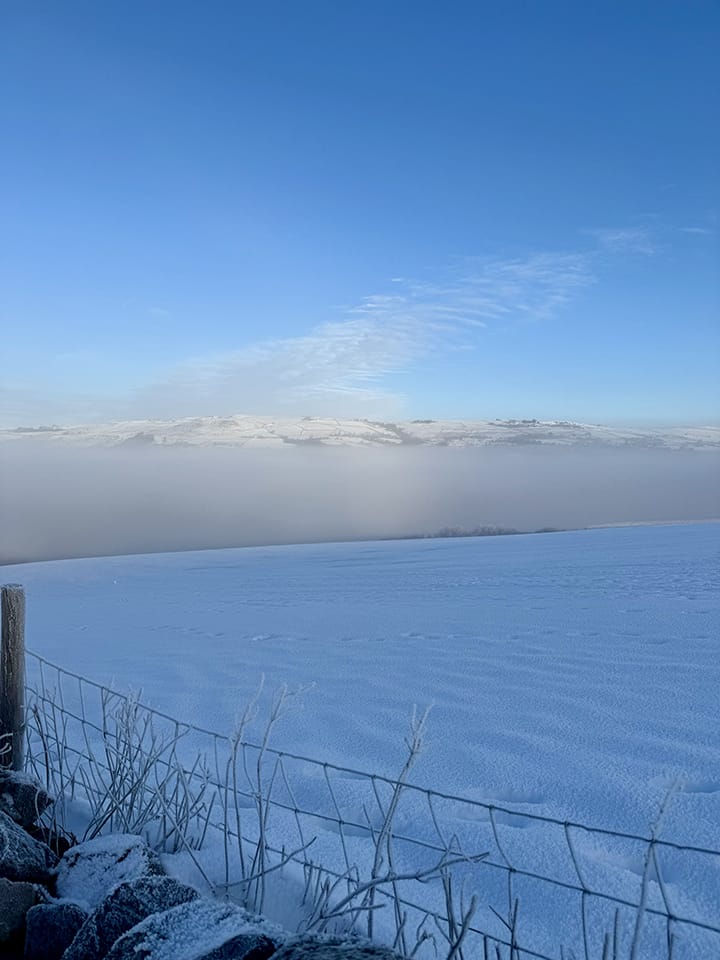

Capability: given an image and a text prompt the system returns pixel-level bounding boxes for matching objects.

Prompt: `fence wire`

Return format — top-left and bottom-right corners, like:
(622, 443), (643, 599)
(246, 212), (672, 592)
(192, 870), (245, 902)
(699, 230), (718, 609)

(23, 650), (720, 960)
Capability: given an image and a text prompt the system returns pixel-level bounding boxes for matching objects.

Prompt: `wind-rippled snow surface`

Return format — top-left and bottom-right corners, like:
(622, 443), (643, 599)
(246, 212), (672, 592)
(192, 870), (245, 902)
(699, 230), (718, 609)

(6, 523), (719, 956)
(9, 523), (719, 838)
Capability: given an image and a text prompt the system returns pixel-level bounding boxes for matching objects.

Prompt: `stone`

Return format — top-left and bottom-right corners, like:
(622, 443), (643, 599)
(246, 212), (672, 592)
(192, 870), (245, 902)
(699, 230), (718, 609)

(0, 810), (58, 884)
(25, 823), (74, 860)
(0, 877), (37, 946)
(187, 935), (276, 960)
(0, 771), (53, 830)
(63, 875), (200, 960)
(104, 898), (283, 960)
(272, 935), (402, 959)
(23, 902), (87, 960)
(55, 834), (164, 911)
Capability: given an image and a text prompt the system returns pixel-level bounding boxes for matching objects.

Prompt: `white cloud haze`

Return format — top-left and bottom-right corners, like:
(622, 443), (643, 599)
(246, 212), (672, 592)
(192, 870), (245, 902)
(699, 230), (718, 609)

(1, 443), (717, 564)
(4, 224), (705, 428)
(586, 227), (657, 256)
(1, 249), (600, 427)
(126, 252), (594, 420)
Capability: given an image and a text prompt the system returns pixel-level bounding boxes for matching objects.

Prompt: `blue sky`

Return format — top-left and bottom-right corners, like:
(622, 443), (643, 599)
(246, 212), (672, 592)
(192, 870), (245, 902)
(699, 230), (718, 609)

(1, 0), (718, 426)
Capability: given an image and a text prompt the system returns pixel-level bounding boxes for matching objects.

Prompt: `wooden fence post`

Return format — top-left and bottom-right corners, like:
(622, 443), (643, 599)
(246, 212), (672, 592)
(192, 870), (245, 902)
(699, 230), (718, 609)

(1, 584), (26, 771)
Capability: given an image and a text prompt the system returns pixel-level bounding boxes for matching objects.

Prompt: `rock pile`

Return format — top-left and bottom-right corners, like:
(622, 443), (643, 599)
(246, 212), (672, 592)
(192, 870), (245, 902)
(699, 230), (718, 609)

(0, 770), (401, 960)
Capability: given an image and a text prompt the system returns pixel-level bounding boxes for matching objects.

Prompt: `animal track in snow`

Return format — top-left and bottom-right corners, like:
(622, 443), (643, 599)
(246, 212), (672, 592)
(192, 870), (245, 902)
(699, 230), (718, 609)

(652, 775), (720, 795)
(681, 779), (720, 795)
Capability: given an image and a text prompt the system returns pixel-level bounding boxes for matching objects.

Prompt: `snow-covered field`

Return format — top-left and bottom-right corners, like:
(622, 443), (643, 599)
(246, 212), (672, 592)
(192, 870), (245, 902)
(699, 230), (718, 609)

(4, 522), (720, 956)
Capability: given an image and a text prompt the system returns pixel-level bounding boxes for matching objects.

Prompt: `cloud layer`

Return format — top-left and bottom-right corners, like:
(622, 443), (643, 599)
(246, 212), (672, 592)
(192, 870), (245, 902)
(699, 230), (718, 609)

(127, 252), (594, 419)
(2, 442), (717, 564)
(6, 223), (700, 427)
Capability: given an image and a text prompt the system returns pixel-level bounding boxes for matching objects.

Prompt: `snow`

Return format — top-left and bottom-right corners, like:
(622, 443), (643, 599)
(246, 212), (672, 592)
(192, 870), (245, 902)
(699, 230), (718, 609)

(55, 834), (163, 911)
(4, 522), (720, 956)
(105, 899), (281, 960)
(9, 524), (719, 840)
(2, 414), (719, 449)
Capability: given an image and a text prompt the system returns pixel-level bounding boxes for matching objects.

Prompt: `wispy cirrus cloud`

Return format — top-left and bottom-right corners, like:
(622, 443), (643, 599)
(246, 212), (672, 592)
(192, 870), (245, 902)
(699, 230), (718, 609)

(2, 238), (636, 425)
(586, 226), (657, 256)
(133, 316), (421, 419)
(128, 252), (594, 419)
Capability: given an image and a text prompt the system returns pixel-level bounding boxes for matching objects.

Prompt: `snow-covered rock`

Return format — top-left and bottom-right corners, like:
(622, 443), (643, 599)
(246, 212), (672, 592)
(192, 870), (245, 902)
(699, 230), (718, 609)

(23, 901), (87, 960)
(0, 770), (53, 830)
(0, 810), (57, 884)
(55, 834), (164, 911)
(63, 875), (200, 960)
(272, 936), (402, 958)
(104, 899), (282, 960)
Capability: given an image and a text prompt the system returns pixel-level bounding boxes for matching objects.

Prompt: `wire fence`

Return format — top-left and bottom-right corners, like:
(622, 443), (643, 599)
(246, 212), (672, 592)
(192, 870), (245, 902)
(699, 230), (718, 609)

(23, 649), (720, 960)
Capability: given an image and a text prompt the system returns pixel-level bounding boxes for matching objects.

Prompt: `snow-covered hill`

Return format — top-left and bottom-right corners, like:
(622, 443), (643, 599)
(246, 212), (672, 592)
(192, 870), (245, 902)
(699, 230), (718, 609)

(10, 524), (719, 840)
(7, 523), (720, 957)
(3, 414), (719, 449)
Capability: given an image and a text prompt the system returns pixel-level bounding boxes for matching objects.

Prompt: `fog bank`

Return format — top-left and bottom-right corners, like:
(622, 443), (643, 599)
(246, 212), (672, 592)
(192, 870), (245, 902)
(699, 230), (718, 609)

(1, 443), (718, 564)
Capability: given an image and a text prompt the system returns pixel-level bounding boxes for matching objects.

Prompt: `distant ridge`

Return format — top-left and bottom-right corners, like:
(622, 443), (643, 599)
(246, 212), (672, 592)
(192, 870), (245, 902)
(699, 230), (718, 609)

(2, 415), (719, 450)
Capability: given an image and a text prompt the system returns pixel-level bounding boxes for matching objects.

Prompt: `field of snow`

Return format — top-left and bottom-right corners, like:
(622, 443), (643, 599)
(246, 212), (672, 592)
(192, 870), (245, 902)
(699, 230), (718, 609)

(4, 522), (719, 956)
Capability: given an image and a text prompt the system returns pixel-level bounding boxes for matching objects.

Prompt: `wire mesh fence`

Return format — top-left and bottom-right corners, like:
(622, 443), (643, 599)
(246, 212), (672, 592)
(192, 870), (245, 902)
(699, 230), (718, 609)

(23, 649), (720, 960)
